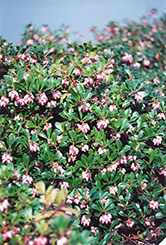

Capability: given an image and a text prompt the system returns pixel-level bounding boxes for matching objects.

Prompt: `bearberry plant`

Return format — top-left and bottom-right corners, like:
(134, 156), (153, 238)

(0, 10), (166, 245)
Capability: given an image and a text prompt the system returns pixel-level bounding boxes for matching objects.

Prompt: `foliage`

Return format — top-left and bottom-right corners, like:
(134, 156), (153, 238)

(0, 10), (166, 244)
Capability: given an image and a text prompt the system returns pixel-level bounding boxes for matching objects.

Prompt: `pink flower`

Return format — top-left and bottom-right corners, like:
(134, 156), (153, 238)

(143, 59), (150, 67)
(57, 236), (67, 245)
(100, 168), (107, 174)
(141, 183), (147, 190)
(24, 93), (34, 104)
(114, 26), (120, 35)
(73, 68), (80, 75)
(126, 218), (135, 228)
(81, 215), (91, 226)
(43, 123), (52, 131)
(96, 118), (109, 130)
(109, 105), (117, 112)
(47, 100), (57, 107)
(157, 113), (165, 120)
(15, 97), (26, 106)
(57, 135), (63, 144)
(69, 145), (79, 156)
(53, 163), (65, 174)
(37, 92), (48, 105)
(127, 155), (137, 161)
(33, 34), (39, 41)
(59, 181), (69, 189)
(149, 200), (159, 210)
(14, 115), (23, 121)
(119, 168), (126, 175)
(29, 142), (40, 152)
(105, 66), (114, 75)
(13, 172), (21, 181)
(114, 133), (121, 140)
(107, 162), (119, 172)
(30, 129), (37, 135)
(99, 213), (112, 224)
(131, 162), (140, 172)
(74, 192), (82, 205)
(84, 77), (93, 85)
(119, 155), (127, 164)
(150, 228), (161, 238)
(26, 39), (33, 45)
(102, 197), (107, 204)
(32, 188), (37, 197)
(80, 200), (87, 209)
(91, 55), (99, 63)
(61, 79), (69, 86)
(34, 235), (47, 245)
(133, 62), (141, 69)
(122, 53), (133, 63)
(98, 147), (106, 155)
(109, 186), (118, 195)
(144, 218), (151, 226)
(41, 26), (48, 33)
(141, 18), (148, 24)
(153, 78), (160, 84)
(22, 174), (33, 185)
(77, 123), (90, 133)
(134, 92), (144, 102)
(0, 199), (9, 212)
(68, 47), (74, 53)
(153, 136), (162, 146)
(68, 155), (76, 162)
(3, 229), (15, 241)
(82, 171), (92, 181)
(80, 103), (91, 112)
(52, 91), (62, 100)
(160, 167), (166, 177)
(81, 144), (89, 152)
(8, 90), (19, 100)
(152, 101), (160, 110)
(96, 72), (105, 82)
(2, 152), (13, 164)
(0, 96), (9, 107)
(90, 226), (98, 235)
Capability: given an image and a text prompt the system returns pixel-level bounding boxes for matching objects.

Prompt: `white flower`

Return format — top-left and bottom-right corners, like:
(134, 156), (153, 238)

(81, 215), (91, 226)
(99, 213), (112, 224)
(153, 136), (162, 146)
(2, 152), (13, 164)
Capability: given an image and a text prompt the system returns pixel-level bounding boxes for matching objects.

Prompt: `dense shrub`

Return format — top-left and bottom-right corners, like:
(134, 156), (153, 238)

(0, 10), (166, 244)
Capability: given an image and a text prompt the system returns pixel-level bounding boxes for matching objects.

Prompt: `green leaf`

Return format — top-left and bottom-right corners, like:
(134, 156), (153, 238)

(77, 84), (84, 96)
(8, 134), (16, 146)
(160, 222), (166, 229)
(135, 203), (143, 215)
(55, 122), (63, 132)
(149, 149), (156, 163)
(22, 153), (29, 168)
(69, 130), (76, 140)
(70, 87), (79, 100)
(18, 69), (24, 82)
(14, 82), (26, 91)
(155, 212), (165, 219)
(121, 119), (128, 131)
(119, 211), (127, 217)
(116, 139), (122, 149)
(121, 145), (130, 154)
(38, 131), (47, 139)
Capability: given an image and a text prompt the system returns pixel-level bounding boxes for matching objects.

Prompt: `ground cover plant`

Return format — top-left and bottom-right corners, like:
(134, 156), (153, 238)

(0, 10), (166, 244)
